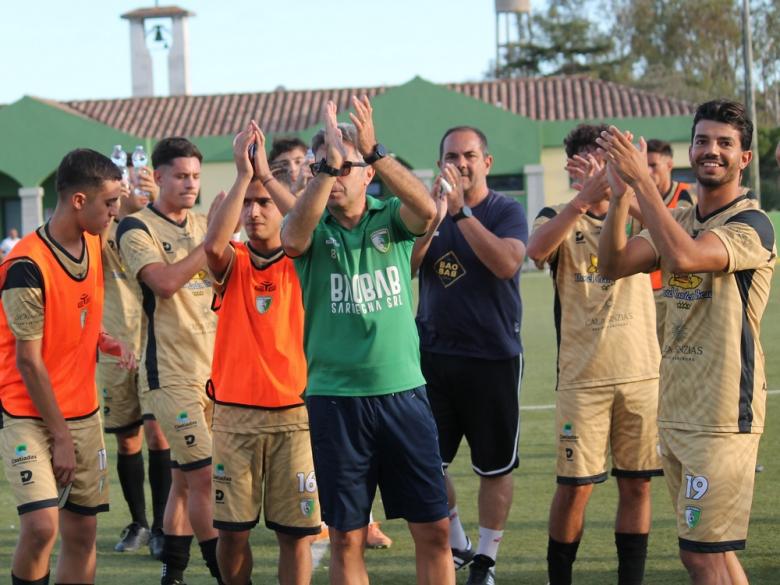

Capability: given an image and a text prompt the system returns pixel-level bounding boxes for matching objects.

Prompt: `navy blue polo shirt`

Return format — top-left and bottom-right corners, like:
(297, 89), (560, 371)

(416, 190), (528, 360)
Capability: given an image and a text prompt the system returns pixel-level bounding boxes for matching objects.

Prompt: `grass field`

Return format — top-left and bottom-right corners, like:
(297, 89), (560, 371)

(1, 269), (778, 584)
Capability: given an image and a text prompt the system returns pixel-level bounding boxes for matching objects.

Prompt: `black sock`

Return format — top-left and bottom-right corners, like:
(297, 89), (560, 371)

(199, 537), (224, 584)
(12, 574), (49, 585)
(547, 536), (580, 585)
(148, 448), (172, 531)
(117, 450), (149, 528)
(616, 532), (649, 585)
(161, 534), (192, 585)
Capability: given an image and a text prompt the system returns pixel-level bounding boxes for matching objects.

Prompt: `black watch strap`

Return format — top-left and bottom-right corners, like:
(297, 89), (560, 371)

(364, 143), (387, 165)
(452, 206), (473, 223)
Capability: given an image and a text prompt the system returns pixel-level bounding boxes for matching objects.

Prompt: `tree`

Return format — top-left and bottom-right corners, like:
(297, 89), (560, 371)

(497, 0), (621, 79)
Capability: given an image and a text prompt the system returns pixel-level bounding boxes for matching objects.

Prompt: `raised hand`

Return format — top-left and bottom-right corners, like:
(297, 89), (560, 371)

(567, 153), (603, 191)
(430, 175), (448, 228)
(323, 101), (346, 169)
(249, 121), (273, 181)
(596, 127), (649, 187)
(440, 163), (466, 215)
(207, 190), (228, 226)
(605, 162), (629, 198)
(349, 95), (378, 158)
(232, 123), (256, 178)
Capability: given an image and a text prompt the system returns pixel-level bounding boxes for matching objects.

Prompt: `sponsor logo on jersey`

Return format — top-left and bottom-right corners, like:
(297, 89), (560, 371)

(575, 231), (585, 243)
(370, 228), (391, 254)
(255, 296), (272, 314)
(11, 444), (36, 466)
(300, 498), (315, 518)
(184, 270), (213, 294)
(20, 470), (33, 484)
(175, 411), (197, 431)
(255, 280), (276, 292)
(684, 506), (701, 529)
(214, 463), (232, 483)
(329, 266), (406, 314)
(574, 254), (613, 288)
(162, 242), (173, 253)
(434, 251), (466, 288)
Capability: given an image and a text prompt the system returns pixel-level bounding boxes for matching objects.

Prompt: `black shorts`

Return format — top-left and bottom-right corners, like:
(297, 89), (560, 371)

(307, 388), (448, 533)
(421, 352), (522, 476)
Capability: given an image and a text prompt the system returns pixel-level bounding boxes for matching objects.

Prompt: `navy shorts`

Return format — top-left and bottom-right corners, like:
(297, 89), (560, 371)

(421, 351), (522, 476)
(306, 387), (448, 533)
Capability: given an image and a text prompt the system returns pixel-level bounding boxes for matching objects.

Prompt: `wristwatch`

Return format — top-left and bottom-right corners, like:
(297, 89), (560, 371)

(364, 143), (387, 165)
(312, 159), (341, 177)
(452, 206), (473, 223)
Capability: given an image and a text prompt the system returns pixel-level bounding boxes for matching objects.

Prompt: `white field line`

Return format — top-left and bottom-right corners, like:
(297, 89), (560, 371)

(519, 389), (780, 412)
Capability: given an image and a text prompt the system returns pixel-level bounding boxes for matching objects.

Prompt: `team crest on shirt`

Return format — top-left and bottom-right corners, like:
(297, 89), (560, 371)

(370, 228), (391, 254)
(300, 498), (315, 518)
(684, 506), (701, 529)
(255, 296), (272, 314)
(434, 251), (466, 288)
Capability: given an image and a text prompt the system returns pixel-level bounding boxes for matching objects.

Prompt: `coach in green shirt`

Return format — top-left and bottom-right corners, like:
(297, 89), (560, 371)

(282, 98), (454, 585)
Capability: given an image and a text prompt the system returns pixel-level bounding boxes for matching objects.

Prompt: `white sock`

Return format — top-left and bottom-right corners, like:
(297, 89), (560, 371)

(369, 511), (375, 524)
(477, 526), (503, 561)
(448, 506), (469, 550)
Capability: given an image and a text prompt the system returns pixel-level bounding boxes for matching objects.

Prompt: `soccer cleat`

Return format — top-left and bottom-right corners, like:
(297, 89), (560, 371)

(452, 535), (476, 570)
(366, 521), (393, 549)
(148, 527), (165, 559)
(466, 554), (496, 585)
(114, 522), (151, 552)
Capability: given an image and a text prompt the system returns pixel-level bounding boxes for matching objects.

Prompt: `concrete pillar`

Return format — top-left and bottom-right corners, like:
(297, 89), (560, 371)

(523, 164), (544, 230)
(168, 16), (190, 96)
(129, 19), (154, 97)
(18, 187), (43, 235)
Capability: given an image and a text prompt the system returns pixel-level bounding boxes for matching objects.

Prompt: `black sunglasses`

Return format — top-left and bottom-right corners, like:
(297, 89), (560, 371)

(310, 158), (369, 177)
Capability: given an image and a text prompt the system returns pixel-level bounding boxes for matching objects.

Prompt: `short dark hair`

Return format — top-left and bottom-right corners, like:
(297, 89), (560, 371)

(269, 136), (307, 163)
(151, 137), (203, 168)
(55, 149), (122, 201)
(439, 126), (489, 160)
(564, 124), (610, 158)
(692, 100), (753, 151)
(646, 139), (673, 157)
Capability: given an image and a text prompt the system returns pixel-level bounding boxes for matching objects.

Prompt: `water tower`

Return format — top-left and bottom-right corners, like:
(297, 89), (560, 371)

(495, 0), (531, 77)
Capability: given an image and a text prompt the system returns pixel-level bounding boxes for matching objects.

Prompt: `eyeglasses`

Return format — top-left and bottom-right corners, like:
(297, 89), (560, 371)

(310, 158), (369, 177)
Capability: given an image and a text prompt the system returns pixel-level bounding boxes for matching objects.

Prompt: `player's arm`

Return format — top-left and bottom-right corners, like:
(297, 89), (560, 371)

(434, 162), (524, 279)
(249, 121), (298, 215)
(282, 102), (343, 257)
(16, 339), (75, 486)
(598, 167), (658, 279)
(204, 125), (256, 279)
(98, 331), (136, 370)
(349, 95), (435, 235)
(411, 177), (448, 276)
(117, 219), (207, 299)
(598, 127), (729, 274)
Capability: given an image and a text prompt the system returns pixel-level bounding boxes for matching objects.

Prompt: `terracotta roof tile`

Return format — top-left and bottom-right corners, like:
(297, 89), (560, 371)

(64, 76), (694, 139)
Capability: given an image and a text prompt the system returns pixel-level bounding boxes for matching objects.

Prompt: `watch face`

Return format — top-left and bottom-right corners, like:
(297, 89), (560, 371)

(463, 206), (473, 217)
(375, 144), (387, 158)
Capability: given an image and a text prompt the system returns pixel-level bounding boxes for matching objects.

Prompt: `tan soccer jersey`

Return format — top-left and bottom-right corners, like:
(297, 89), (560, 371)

(1, 225), (89, 341)
(101, 219), (143, 359)
(117, 205), (216, 391)
(533, 205), (660, 390)
(637, 194), (776, 433)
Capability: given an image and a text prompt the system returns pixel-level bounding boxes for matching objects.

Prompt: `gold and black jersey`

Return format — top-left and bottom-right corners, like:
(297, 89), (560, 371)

(533, 204), (660, 390)
(117, 205), (216, 391)
(102, 219), (143, 360)
(1, 224), (89, 341)
(637, 194), (776, 433)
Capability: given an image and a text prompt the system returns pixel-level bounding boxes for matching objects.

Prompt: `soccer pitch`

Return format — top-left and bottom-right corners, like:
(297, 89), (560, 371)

(0, 269), (778, 584)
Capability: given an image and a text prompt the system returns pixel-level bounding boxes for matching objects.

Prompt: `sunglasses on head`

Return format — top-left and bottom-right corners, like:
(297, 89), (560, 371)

(310, 158), (369, 177)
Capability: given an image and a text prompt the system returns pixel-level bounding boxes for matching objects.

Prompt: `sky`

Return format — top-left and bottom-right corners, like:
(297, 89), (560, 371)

(0, 0), (503, 104)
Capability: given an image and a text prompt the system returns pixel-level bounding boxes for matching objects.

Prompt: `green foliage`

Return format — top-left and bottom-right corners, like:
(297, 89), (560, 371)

(758, 127), (780, 210)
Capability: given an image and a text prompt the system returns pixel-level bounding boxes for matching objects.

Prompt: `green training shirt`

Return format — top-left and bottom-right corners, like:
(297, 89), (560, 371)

(293, 195), (425, 397)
